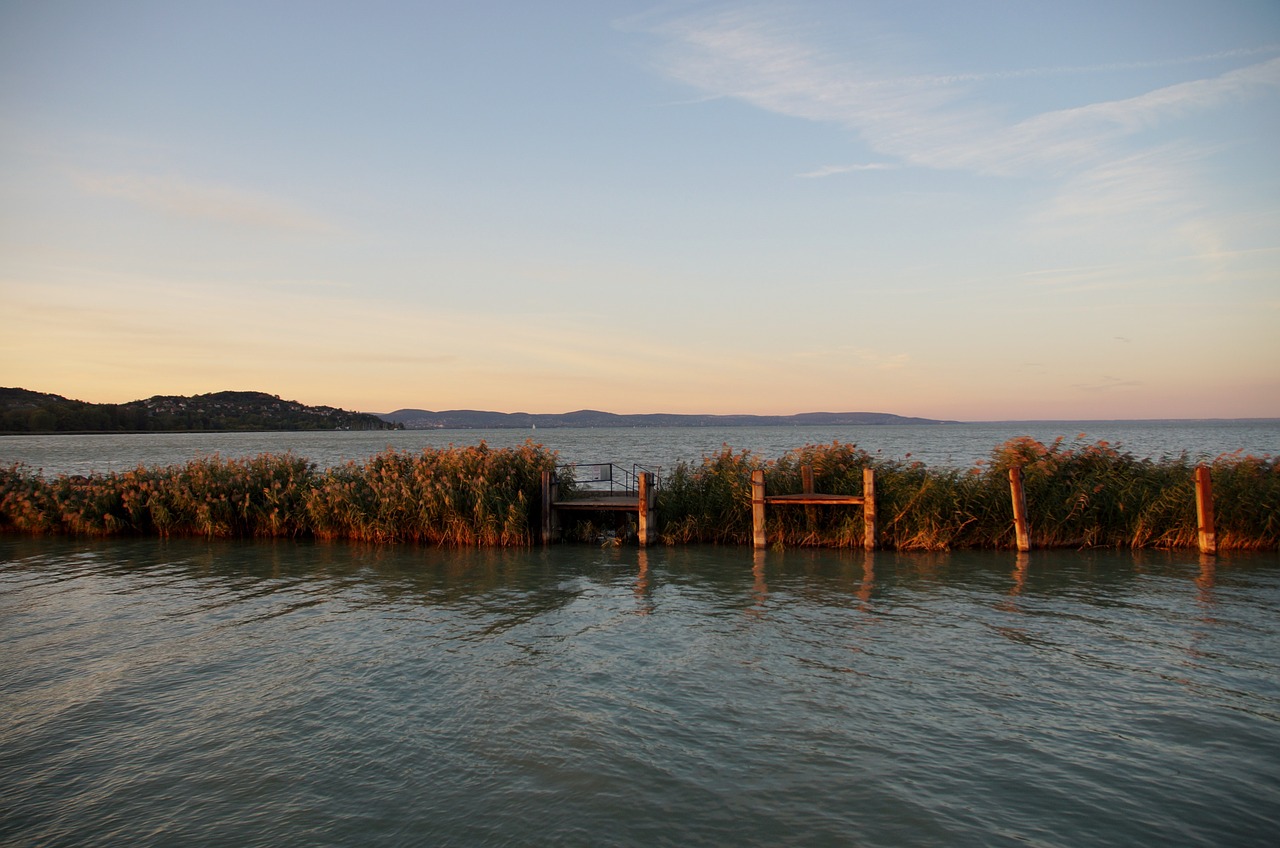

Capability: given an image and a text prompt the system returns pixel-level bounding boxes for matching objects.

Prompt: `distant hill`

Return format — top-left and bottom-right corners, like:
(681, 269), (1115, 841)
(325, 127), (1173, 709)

(378, 408), (953, 429)
(0, 388), (397, 433)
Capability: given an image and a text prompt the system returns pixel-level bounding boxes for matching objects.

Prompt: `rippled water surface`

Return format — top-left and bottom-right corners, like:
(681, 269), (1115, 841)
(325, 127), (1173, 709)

(2, 539), (1277, 846)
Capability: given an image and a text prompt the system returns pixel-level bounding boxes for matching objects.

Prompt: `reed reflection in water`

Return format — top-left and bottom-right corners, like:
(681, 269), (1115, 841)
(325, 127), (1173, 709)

(1, 538), (1278, 847)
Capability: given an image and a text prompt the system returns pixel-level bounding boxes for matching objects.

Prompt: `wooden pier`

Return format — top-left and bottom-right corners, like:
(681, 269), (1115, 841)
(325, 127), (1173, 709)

(542, 467), (658, 546)
(541, 459), (1223, 553)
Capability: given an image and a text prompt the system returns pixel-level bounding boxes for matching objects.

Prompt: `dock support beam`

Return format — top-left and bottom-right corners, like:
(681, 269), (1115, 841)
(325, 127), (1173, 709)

(637, 472), (657, 547)
(863, 468), (877, 552)
(540, 469), (560, 545)
(1195, 465), (1216, 556)
(1009, 465), (1031, 552)
(752, 469), (767, 549)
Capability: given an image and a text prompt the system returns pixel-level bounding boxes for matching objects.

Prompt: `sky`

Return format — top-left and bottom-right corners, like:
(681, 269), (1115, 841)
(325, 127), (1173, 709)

(2, 0), (1278, 421)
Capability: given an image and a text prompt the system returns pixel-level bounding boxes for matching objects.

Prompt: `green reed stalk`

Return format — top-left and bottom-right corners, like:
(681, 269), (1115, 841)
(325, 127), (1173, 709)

(1, 442), (558, 545)
(655, 439), (1277, 551)
(2, 438), (1275, 550)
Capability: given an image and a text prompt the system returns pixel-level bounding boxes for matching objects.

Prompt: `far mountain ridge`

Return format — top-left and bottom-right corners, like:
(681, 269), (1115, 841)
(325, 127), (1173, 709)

(0, 388), (396, 433)
(378, 408), (955, 429)
(1, 388), (949, 432)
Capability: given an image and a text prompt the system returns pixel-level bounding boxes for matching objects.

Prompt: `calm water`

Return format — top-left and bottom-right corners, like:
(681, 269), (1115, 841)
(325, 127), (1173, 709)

(1, 420), (1277, 478)
(2, 538), (1278, 847)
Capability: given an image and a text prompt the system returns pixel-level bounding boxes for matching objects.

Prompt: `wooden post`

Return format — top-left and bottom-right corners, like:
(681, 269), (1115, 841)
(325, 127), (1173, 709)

(862, 467), (877, 551)
(1195, 465), (1216, 556)
(637, 472), (656, 547)
(540, 469), (559, 544)
(1009, 465), (1031, 552)
(751, 469), (767, 549)
(802, 465), (816, 527)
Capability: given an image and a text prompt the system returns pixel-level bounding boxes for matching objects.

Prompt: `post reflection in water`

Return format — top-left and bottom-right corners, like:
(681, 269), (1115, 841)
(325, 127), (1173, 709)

(1196, 553), (1217, 603)
(633, 547), (654, 615)
(1182, 553), (1229, 675)
(993, 552), (1031, 619)
(1012, 552), (1029, 597)
(750, 549), (768, 614)
(858, 551), (875, 608)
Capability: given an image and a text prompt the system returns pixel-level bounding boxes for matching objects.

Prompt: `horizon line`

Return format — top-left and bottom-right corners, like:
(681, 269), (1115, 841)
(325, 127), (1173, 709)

(375, 407), (1280, 425)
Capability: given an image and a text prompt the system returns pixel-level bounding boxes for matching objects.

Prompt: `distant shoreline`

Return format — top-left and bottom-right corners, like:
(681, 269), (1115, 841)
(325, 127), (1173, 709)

(3, 417), (1276, 438)
(377, 409), (959, 429)
(964, 418), (1280, 426)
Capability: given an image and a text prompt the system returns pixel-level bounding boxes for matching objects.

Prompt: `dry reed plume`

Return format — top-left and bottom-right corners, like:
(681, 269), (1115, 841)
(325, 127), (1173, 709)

(2, 438), (1275, 550)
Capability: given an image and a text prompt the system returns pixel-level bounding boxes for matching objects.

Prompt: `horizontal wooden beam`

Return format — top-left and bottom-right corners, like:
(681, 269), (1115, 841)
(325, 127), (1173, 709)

(765, 494), (865, 505)
(553, 496), (643, 511)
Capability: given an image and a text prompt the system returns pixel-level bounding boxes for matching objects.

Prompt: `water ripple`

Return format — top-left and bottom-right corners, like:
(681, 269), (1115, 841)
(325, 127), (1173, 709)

(2, 539), (1278, 847)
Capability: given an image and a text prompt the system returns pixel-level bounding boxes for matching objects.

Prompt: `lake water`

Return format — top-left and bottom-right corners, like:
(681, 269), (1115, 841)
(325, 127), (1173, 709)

(2, 538), (1278, 846)
(3, 424), (1279, 845)
(2, 420), (1277, 478)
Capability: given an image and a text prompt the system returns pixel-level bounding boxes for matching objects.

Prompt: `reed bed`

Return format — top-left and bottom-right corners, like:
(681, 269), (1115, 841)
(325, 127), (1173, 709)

(0, 442), (558, 545)
(656, 438), (1278, 551)
(1, 438), (1275, 550)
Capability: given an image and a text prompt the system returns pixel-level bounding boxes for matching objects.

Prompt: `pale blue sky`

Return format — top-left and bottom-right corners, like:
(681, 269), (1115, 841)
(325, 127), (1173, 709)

(2, 0), (1277, 419)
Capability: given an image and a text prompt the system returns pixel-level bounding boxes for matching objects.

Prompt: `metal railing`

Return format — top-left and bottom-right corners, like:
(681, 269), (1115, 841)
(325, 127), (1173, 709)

(556, 462), (662, 495)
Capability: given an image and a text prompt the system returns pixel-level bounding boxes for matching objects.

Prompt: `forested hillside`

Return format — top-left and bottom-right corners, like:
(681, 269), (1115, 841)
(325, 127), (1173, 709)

(0, 389), (396, 433)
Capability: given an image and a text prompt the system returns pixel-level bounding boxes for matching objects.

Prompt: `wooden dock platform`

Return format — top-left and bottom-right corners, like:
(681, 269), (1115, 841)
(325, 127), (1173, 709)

(542, 468), (658, 546)
(553, 495), (650, 511)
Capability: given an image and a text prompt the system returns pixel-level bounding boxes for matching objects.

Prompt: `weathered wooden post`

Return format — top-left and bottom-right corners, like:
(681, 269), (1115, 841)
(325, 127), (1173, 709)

(751, 469), (767, 549)
(1195, 464), (1216, 556)
(1009, 465), (1031, 552)
(540, 469), (560, 544)
(862, 467), (877, 551)
(637, 471), (657, 547)
(802, 465), (817, 528)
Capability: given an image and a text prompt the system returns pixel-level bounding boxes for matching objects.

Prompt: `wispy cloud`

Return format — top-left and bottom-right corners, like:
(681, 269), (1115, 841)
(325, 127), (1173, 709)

(640, 6), (1280, 182)
(983, 57), (1280, 176)
(1033, 145), (1203, 229)
(868, 351), (911, 371)
(850, 348), (912, 371)
(1073, 376), (1144, 392)
(889, 45), (1280, 87)
(785, 345), (911, 371)
(797, 162), (897, 178)
(259, 277), (354, 292)
(70, 171), (338, 234)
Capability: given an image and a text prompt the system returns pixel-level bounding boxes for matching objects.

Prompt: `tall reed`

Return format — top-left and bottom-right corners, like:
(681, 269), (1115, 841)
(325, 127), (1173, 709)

(305, 442), (555, 544)
(0, 442), (558, 545)
(2, 438), (1274, 550)
(656, 438), (1278, 551)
